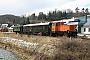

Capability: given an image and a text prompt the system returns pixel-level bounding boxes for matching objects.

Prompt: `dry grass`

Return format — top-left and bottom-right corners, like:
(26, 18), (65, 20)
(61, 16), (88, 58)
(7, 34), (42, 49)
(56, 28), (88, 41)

(0, 33), (90, 60)
(0, 33), (61, 44)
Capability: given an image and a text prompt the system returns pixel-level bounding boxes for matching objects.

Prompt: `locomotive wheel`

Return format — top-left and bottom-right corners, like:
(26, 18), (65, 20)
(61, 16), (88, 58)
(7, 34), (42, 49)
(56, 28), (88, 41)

(66, 30), (70, 37)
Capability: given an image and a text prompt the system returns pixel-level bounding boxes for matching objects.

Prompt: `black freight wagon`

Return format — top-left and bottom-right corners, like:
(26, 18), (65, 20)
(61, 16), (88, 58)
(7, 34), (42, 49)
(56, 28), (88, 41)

(23, 22), (51, 35)
(13, 25), (23, 34)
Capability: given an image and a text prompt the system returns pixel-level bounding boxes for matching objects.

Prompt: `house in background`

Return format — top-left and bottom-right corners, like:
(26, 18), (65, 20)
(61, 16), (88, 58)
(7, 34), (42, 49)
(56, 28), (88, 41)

(8, 25), (14, 32)
(81, 15), (90, 35)
(8, 27), (13, 32)
(75, 16), (87, 33)
(0, 24), (8, 32)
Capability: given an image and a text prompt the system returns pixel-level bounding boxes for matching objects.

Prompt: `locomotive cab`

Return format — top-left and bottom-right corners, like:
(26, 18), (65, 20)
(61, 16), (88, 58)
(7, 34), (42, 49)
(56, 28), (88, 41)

(51, 22), (64, 33)
(51, 23), (58, 32)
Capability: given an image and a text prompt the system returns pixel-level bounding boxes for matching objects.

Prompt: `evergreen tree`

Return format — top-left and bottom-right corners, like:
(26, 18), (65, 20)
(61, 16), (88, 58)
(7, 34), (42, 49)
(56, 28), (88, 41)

(22, 20), (26, 25)
(26, 17), (30, 24)
(48, 11), (52, 21)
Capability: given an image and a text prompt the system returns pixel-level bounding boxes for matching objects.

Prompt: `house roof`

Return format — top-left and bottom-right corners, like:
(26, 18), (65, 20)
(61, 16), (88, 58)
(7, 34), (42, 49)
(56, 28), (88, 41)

(83, 18), (90, 27)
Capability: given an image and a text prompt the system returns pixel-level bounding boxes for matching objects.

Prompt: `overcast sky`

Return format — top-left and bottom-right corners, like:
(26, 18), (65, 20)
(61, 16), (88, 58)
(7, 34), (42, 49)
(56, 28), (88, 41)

(0, 0), (90, 16)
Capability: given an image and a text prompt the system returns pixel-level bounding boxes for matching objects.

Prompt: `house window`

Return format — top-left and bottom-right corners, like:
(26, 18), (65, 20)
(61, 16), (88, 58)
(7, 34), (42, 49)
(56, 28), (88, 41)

(88, 28), (90, 32)
(84, 28), (86, 32)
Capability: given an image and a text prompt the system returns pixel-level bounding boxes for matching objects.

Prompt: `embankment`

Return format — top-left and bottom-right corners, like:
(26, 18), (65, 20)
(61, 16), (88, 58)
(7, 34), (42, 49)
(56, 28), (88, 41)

(0, 33), (90, 60)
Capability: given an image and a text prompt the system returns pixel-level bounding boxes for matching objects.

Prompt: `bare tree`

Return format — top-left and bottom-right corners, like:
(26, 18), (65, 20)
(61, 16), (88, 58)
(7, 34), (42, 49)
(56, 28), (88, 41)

(75, 7), (79, 13)
(82, 8), (85, 13)
(85, 8), (89, 15)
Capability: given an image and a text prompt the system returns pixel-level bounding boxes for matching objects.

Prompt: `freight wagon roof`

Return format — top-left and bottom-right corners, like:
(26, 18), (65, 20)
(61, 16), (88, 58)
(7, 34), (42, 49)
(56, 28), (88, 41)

(14, 25), (23, 27)
(23, 22), (50, 26)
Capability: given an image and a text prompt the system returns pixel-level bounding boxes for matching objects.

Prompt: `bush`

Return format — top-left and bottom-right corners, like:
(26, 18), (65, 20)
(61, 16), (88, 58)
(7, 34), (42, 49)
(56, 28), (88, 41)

(62, 40), (82, 52)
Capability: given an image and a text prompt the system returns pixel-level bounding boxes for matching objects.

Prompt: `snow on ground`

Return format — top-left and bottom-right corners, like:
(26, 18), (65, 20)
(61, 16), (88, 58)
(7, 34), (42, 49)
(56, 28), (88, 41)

(0, 37), (56, 56)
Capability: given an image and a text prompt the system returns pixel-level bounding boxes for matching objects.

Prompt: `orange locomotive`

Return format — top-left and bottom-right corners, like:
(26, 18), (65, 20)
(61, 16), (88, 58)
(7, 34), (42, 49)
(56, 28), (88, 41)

(50, 22), (77, 37)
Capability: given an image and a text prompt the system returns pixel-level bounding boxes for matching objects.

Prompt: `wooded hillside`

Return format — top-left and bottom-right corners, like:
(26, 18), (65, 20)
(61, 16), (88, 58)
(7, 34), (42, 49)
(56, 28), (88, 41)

(0, 7), (90, 26)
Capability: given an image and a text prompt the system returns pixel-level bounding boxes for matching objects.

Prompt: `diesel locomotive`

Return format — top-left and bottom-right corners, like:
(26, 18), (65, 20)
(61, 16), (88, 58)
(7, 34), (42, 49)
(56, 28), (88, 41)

(13, 22), (77, 37)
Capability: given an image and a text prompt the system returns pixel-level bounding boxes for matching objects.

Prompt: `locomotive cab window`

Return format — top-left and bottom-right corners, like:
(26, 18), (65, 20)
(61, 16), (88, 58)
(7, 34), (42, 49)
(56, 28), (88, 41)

(56, 23), (58, 26)
(52, 23), (58, 26)
(52, 23), (55, 26)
